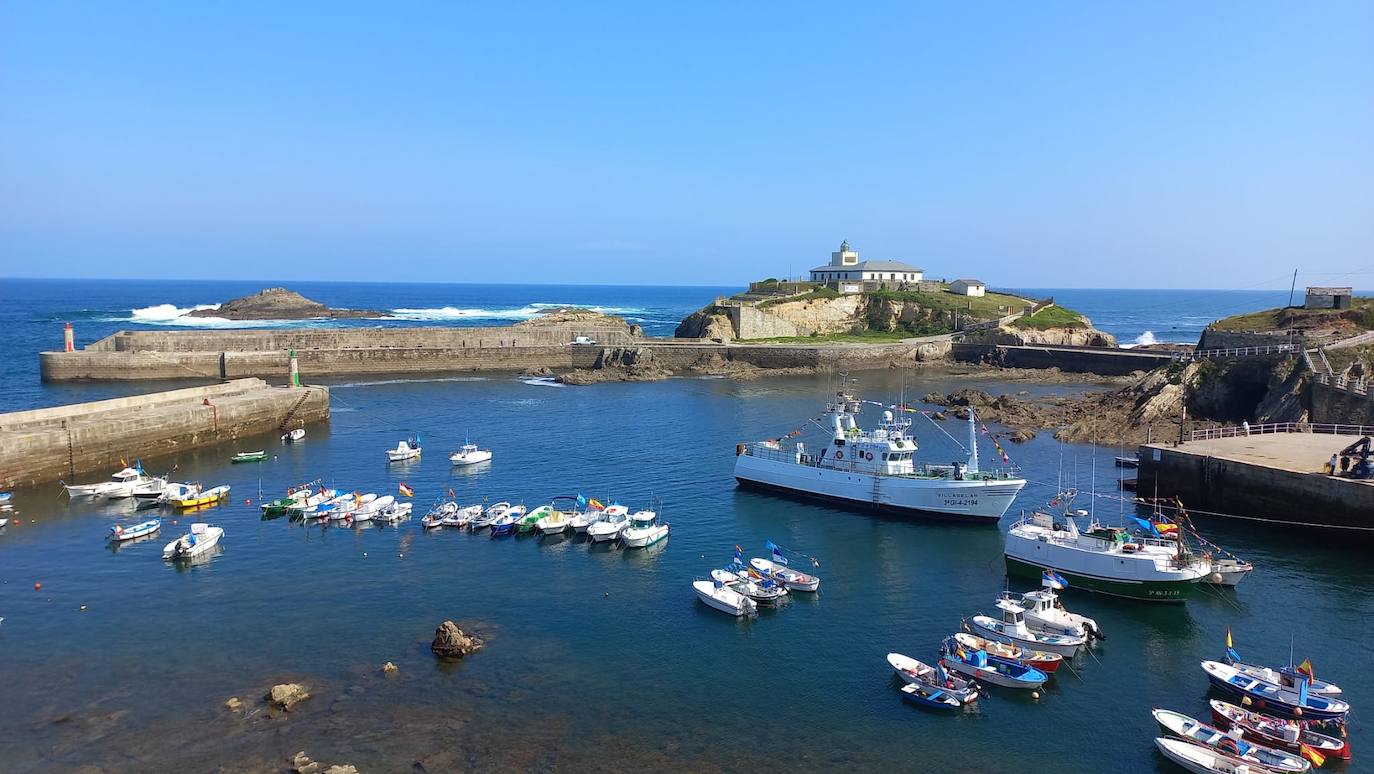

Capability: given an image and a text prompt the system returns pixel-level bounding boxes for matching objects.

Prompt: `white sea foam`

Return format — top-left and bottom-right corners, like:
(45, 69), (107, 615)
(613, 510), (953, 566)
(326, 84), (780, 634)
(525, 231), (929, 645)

(331, 376), (489, 389)
(384, 302), (643, 322)
(130, 303), (220, 321)
(1133, 331), (1159, 346)
(520, 377), (565, 388)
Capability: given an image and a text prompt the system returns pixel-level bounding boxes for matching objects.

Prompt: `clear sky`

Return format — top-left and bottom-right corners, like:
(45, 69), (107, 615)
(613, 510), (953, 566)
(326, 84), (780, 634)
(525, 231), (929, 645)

(2, 2), (1371, 288)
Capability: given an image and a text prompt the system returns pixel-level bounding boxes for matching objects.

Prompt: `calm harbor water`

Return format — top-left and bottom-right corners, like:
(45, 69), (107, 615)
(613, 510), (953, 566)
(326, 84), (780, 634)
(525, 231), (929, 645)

(0, 280), (1368, 772)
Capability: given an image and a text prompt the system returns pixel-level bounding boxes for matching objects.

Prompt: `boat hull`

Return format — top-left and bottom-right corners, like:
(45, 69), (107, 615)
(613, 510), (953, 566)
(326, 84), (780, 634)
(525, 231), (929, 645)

(1004, 555), (1198, 604)
(734, 455), (1023, 524)
(621, 527), (668, 548)
(967, 618), (1081, 658)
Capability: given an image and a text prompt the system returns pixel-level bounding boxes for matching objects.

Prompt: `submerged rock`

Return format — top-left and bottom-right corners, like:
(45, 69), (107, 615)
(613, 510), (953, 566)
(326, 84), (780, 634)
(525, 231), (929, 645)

(223, 697), (243, 712)
(431, 620), (484, 659)
(382, 661), (399, 676)
(268, 683), (311, 711)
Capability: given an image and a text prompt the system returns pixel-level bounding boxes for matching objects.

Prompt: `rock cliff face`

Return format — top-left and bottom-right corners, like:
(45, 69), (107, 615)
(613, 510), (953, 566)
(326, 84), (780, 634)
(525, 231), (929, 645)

(965, 321), (1117, 347)
(674, 308), (734, 339)
(188, 288), (381, 319)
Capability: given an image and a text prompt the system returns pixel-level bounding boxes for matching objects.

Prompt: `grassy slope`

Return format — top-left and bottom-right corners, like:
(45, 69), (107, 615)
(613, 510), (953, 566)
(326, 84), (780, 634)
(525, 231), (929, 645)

(1011, 305), (1087, 330)
(1211, 297), (1374, 332)
(866, 287), (1030, 317)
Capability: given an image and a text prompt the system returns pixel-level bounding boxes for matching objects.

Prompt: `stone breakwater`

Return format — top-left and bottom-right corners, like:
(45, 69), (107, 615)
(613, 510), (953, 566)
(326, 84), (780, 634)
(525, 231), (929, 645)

(0, 378), (328, 489)
(40, 326), (954, 382)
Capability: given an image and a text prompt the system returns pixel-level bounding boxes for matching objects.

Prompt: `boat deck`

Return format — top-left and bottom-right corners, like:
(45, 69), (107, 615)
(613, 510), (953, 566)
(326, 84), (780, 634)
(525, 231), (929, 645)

(1157, 434), (1372, 481)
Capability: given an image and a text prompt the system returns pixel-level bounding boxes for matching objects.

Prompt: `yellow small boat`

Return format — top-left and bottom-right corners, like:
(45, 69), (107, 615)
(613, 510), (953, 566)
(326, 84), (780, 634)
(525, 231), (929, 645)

(164, 484), (231, 509)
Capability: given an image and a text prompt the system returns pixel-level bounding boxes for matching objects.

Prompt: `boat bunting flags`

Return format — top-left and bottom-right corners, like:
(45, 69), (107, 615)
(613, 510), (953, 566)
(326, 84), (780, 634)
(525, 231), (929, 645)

(765, 540), (788, 566)
(978, 423), (1012, 464)
(1296, 658), (1314, 680)
(398, 482), (414, 497)
(1225, 626), (1241, 663)
(1300, 744), (1326, 768)
(1042, 570), (1068, 590)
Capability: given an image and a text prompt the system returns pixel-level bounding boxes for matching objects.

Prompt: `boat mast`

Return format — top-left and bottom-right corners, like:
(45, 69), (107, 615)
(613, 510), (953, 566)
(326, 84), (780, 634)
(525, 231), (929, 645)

(967, 408), (980, 474)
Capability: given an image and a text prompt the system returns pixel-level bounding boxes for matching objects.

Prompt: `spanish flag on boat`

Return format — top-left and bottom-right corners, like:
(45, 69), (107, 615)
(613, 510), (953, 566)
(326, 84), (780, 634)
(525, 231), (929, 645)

(398, 482), (414, 497)
(588, 498), (605, 511)
(1300, 743), (1326, 768)
(1296, 657), (1315, 680)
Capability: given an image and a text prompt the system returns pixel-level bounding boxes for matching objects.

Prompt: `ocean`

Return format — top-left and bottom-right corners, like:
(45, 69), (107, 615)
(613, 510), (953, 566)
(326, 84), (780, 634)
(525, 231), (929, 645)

(0, 280), (1366, 772)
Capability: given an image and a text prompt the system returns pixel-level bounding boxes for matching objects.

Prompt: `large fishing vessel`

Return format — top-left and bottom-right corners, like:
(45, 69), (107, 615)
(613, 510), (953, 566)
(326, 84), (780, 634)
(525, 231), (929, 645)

(1004, 492), (1211, 602)
(733, 388), (1026, 523)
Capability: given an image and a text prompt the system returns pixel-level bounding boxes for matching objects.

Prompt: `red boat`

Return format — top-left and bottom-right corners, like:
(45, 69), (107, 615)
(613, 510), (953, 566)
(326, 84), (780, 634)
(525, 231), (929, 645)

(1210, 699), (1350, 762)
(953, 632), (1062, 673)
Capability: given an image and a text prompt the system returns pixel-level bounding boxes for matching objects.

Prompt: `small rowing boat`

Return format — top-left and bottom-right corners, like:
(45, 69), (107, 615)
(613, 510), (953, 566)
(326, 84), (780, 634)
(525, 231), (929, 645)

(749, 542), (820, 591)
(387, 435), (422, 462)
(940, 638), (1047, 690)
(230, 450), (267, 464)
(710, 568), (788, 606)
(110, 518), (161, 542)
(1209, 699), (1349, 761)
(886, 653), (979, 704)
(518, 505), (550, 534)
(1153, 708), (1309, 773)
(953, 632), (1062, 673)
(281, 428), (306, 443)
(164, 484), (230, 509)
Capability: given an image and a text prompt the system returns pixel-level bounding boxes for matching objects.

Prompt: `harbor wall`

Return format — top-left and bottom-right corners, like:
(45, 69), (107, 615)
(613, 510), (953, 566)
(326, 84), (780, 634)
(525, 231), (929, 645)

(951, 343), (1170, 375)
(1134, 443), (1374, 531)
(0, 378), (329, 489)
(42, 328), (943, 382)
(1195, 329), (1302, 351)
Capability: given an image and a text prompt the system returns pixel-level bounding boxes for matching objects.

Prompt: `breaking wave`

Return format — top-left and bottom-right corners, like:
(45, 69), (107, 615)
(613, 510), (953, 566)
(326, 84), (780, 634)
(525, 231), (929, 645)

(384, 302), (643, 322)
(1133, 331), (1159, 346)
(130, 303), (220, 321)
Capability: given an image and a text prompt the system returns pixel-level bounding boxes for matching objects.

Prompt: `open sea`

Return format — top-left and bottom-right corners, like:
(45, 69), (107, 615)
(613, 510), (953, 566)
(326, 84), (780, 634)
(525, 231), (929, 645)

(0, 279), (1367, 773)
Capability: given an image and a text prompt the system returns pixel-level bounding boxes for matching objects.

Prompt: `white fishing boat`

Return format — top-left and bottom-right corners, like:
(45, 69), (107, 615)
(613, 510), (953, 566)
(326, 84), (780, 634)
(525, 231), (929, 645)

(968, 599), (1085, 658)
(330, 493), (377, 521)
(733, 386), (1026, 523)
(1154, 737), (1273, 774)
(1004, 491), (1211, 603)
(586, 506), (629, 542)
(375, 502), (412, 523)
(449, 440), (492, 466)
(350, 494), (394, 523)
(711, 568), (789, 605)
(620, 510), (668, 548)
(748, 558), (820, 592)
(469, 502), (508, 531)
(163, 484), (231, 509)
(0, 518), (7, 529)
(286, 488), (336, 515)
(571, 501), (615, 533)
(281, 428), (306, 443)
(304, 492), (357, 519)
(387, 435), (422, 462)
(131, 477), (170, 503)
(453, 503), (484, 528)
(1209, 557), (1255, 587)
(64, 466), (156, 499)
(693, 579), (757, 617)
(1007, 587), (1105, 641)
(536, 505), (571, 535)
(423, 500), (456, 528)
(162, 523), (224, 560)
(110, 517), (161, 542)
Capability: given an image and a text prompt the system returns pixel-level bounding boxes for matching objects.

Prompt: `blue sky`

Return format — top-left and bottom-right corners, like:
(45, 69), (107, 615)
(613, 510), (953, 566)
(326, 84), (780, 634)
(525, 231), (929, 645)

(2, 2), (1371, 288)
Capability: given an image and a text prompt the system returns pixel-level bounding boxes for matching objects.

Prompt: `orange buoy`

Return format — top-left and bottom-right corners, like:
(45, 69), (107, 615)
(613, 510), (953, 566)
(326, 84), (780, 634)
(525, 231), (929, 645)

(34, 582), (42, 591)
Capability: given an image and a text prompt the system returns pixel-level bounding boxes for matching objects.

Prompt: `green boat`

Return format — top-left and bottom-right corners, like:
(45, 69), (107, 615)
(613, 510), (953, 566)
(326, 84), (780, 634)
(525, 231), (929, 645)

(517, 505), (551, 533)
(231, 450), (268, 464)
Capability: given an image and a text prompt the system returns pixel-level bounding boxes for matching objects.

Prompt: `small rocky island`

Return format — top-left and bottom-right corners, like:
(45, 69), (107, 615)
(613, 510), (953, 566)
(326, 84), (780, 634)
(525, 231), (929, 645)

(188, 287), (382, 320)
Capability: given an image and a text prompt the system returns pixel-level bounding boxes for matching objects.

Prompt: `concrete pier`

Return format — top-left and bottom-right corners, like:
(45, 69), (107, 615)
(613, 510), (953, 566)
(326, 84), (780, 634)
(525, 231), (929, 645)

(952, 342), (1173, 375)
(0, 378), (329, 489)
(39, 327), (946, 382)
(1135, 431), (1374, 532)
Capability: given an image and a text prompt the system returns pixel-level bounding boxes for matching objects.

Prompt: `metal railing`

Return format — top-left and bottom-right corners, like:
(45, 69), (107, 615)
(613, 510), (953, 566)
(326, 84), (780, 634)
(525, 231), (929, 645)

(1188, 422), (1374, 441)
(1315, 374), (1369, 395)
(1173, 344), (1296, 362)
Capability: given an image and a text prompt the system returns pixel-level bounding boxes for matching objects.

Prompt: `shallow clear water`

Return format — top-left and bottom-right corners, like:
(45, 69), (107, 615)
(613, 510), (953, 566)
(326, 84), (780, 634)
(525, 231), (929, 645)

(1, 369), (1368, 772)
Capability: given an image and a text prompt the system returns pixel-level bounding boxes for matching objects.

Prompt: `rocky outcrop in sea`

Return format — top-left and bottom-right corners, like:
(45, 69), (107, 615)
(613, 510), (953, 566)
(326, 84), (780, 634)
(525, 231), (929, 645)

(188, 287), (381, 319)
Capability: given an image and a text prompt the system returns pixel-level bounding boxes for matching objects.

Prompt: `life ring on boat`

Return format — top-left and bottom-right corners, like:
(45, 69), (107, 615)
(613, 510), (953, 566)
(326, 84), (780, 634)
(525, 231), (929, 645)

(865, 452), (873, 460)
(835, 451), (843, 460)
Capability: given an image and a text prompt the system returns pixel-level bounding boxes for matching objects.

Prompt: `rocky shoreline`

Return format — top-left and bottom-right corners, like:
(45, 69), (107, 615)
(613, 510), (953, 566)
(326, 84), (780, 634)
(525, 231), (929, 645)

(187, 287), (382, 319)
